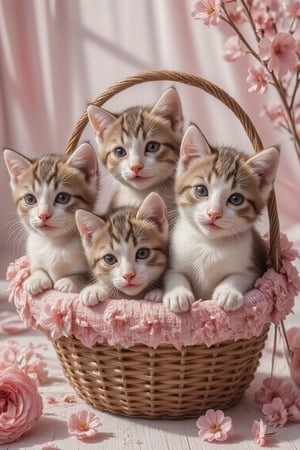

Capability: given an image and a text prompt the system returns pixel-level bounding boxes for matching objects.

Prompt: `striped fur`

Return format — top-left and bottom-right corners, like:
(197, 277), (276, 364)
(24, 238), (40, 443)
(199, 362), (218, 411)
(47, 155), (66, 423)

(4, 143), (99, 295)
(87, 87), (183, 216)
(76, 193), (168, 305)
(163, 124), (279, 313)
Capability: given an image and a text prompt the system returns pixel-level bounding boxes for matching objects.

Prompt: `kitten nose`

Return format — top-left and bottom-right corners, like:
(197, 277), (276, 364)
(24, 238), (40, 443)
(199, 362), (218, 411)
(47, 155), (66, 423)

(123, 272), (135, 283)
(130, 164), (143, 175)
(208, 210), (222, 223)
(39, 212), (51, 223)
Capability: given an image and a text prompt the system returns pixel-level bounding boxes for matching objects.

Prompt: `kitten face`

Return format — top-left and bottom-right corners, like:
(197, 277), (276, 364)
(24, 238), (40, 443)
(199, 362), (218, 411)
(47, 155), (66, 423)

(4, 143), (99, 240)
(176, 125), (279, 240)
(87, 87), (183, 191)
(76, 192), (168, 297)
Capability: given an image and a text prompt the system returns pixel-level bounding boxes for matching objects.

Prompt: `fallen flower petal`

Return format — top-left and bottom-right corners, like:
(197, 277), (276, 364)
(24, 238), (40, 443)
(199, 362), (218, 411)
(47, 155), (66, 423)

(41, 442), (58, 450)
(68, 410), (102, 440)
(196, 409), (233, 442)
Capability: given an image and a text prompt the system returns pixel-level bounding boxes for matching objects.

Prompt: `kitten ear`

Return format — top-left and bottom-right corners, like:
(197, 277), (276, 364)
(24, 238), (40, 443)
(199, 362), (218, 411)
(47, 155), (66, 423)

(87, 105), (116, 142)
(67, 143), (98, 182)
(137, 192), (168, 236)
(3, 149), (32, 190)
(177, 124), (211, 174)
(247, 146), (280, 193)
(151, 87), (183, 132)
(75, 209), (105, 248)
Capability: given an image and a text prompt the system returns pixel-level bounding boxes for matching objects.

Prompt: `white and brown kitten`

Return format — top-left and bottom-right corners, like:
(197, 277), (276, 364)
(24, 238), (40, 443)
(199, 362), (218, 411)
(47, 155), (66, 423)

(87, 87), (183, 214)
(75, 192), (168, 306)
(163, 124), (280, 313)
(4, 143), (99, 295)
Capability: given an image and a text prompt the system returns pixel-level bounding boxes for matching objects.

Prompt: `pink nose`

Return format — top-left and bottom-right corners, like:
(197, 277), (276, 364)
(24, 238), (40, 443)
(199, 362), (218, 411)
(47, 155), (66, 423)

(208, 211), (222, 223)
(123, 272), (135, 283)
(39, 212), (51, 223)
(130, 164), (143, 175)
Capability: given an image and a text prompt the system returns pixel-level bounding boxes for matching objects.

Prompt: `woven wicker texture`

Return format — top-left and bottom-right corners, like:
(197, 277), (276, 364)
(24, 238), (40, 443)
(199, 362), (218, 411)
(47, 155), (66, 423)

(53, 326), (269, 418)
(52, 70), (280, 418)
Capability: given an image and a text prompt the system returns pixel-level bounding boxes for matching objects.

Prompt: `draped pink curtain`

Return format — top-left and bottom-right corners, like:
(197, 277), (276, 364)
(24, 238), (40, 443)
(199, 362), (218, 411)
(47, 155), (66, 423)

(1, 0), (299, 278)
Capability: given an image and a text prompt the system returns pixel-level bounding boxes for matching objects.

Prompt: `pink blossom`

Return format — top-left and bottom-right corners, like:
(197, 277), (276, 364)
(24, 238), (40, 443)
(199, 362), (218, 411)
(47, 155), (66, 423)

(41, 442), (58, 450)
(223, 35), (246, 62)
(39, 298), (73, 340)
(284, 0), (300, 20)
(191, 0), (222, 26)
(68, 410), (102, 440)
(263, 103), (286, 128)
(247, 65), (271, 94)
(0, 365), (43, 444)
(19, 349), (48, 385)
(255, 376), (296, 408)
(252, 3), (274, 36)
(259, 32), (298, 77)
(251, 419), (268, 446)
(262, 397), (288, 426)
(196, 409), (233, 442)
(287, 327), (300, 387)
(288, 396), (300, 423)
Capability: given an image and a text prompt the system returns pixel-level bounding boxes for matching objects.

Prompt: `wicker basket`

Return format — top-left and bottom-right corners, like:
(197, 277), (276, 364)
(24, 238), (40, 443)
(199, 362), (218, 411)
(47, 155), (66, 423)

(54, 70), (281, 418)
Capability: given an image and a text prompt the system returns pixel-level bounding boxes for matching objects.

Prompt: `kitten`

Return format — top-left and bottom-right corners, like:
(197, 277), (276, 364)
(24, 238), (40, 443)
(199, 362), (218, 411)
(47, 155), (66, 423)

(4, 143), (99, 295)
(163, 124), (280, 313)
(75, 192), (168, 306)
(87, 87), (183, 215)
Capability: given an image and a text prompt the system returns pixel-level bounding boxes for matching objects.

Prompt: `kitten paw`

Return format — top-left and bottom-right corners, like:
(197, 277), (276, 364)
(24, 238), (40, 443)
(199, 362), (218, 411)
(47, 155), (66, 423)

(144, 288), (163, 303)
(214, 287), (244, 311)
(80, 285), (109, 306)
(24, 272), (53, 295)
(163, 287), (195, 313)
(54, 277), (82, 293)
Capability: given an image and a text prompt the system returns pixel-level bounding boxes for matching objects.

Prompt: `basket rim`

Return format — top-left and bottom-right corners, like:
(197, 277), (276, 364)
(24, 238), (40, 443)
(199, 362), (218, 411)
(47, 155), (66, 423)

(64, 69), (281, 271)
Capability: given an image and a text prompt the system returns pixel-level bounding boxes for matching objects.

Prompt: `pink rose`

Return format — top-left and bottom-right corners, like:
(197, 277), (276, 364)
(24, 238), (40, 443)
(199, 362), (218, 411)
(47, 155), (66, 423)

(0, 365), (43, 444)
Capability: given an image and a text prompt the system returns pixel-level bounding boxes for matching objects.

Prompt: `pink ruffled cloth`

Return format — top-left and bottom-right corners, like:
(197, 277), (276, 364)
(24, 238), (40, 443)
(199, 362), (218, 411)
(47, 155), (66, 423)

(6, 234), (300, 349)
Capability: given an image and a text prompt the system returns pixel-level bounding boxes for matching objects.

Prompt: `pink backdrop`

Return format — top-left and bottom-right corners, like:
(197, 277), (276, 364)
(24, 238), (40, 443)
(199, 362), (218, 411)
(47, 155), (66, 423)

(1, 0), (299, 278)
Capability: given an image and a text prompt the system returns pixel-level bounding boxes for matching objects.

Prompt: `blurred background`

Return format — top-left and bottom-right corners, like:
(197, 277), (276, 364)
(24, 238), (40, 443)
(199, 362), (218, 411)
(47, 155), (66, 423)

(1, 0), (299, 279)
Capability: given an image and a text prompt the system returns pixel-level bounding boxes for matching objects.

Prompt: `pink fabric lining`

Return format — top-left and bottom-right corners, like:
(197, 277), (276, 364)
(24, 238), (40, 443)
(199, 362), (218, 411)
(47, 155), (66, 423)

(6, 234), (300, 349)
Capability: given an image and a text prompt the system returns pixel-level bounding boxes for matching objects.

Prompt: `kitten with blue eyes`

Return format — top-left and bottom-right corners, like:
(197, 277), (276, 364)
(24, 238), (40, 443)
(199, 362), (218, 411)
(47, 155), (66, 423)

(87, 87), (183, 214)
(4, 143), (99, 295)
(75, 192), (168, 305)
(163, 124), (280, 313)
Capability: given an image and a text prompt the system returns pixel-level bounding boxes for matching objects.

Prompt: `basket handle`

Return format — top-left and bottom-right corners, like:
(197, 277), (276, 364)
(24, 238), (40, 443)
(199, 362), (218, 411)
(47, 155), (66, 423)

(64, 69), (281, 272)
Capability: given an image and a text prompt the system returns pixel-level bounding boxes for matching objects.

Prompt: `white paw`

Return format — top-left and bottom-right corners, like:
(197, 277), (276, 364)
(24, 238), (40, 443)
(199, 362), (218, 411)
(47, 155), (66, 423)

(163, 287), (195, 313)
(144, 288), (163, 303)
(54, 277), (81, 293)
(214, 286), (244, 311)
(79, 284), (109, 306)
(24, 272), (53, 295)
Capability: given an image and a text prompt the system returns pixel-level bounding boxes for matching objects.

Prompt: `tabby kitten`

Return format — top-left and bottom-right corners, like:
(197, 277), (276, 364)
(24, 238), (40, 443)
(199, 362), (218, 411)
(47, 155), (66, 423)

(87, 87), (183, 214)
(4, 143), (99, 295)
(75, 192), (168, 306)
(163, 124), (279, 313)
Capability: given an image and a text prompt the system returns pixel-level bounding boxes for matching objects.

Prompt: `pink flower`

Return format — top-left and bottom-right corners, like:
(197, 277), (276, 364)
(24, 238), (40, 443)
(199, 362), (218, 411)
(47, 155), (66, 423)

(287, 327), (300, 387)
(251, 419), (268, 446)
(255, 377), (296, 409)
(42, 442), (58, 450)
(223, 35), (246, 62)
(247, 65), (271, 94)
(284, 0), (300, 20)
(196, 409), (233, 442)
(0, 365), (43, 444)
(259, 32), (298, 77)
(288, 396), (300, 423)
(192, 0), (222, 26)
(39, 298), (72, 340)
(68, 410), (102, 440)
(263, 103), (286, 128)
(262, 397), (288, 426)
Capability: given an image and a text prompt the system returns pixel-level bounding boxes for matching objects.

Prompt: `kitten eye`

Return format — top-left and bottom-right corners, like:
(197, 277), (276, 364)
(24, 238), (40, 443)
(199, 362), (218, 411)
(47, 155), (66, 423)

(55, 192), (71, 204)
(114, 147), (127, 158)
(136, 248), (150, 260)
(103, 254), (117, 265)
(228, 193), (244, 206)
(145, 141), (160, 153)
(194, 185), (208, 198)
(24, 194), (37, 205)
